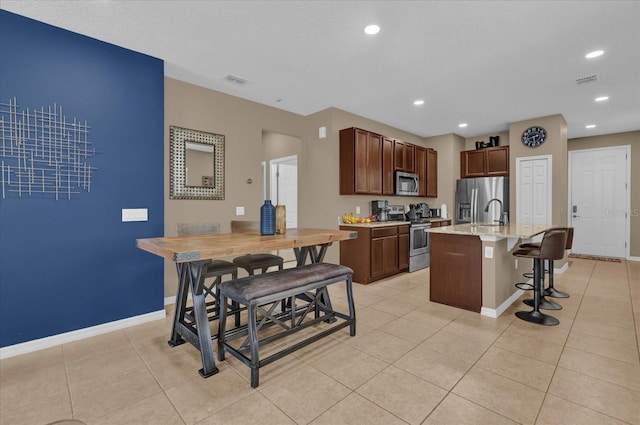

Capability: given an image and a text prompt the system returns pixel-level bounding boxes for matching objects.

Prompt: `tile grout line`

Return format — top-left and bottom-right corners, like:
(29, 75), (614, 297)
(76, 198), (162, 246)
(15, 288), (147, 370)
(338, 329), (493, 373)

(531, 259), (595, 425)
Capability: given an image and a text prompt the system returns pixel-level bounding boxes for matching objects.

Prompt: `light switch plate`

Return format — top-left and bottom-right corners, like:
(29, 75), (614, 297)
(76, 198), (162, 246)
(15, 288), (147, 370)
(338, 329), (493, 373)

(356, 206), (361, 214)
(122, 208), (148, 222)
(236, 206), (245, 216)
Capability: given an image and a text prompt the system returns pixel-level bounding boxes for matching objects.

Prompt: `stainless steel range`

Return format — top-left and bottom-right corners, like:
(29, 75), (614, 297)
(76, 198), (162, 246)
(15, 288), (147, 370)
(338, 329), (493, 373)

(388, 205), (431, 272)
(408, 220), (431, 271)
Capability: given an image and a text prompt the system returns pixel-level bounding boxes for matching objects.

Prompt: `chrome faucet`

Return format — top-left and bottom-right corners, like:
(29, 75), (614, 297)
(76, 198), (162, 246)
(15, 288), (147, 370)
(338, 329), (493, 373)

(484, 198), (507, 225)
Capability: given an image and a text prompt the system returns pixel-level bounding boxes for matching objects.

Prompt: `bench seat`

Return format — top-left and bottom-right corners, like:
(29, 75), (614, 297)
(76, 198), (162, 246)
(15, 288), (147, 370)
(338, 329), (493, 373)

(217, 262), (356, 387)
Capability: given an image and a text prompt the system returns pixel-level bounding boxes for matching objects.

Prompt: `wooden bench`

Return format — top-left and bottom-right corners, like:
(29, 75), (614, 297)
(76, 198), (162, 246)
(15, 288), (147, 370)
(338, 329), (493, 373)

(217, 263), (356, 387)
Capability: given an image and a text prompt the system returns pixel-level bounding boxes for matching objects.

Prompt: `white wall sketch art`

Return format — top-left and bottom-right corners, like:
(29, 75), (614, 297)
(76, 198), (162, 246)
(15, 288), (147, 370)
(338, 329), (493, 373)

(0, 97), (97, 200)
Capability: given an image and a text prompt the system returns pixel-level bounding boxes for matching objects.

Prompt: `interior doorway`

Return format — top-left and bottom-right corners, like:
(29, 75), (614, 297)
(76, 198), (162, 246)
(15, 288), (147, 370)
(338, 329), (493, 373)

(569, 146), (629, 258)
(270, 155), (298, 229)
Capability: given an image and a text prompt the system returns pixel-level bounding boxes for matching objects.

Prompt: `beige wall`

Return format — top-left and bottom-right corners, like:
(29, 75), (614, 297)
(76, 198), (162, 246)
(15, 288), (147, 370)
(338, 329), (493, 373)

(422, 133), (465, 220)
(509, 114), (568, 226)
(568, 130), (640, 257)
(163, 78), (638, 298)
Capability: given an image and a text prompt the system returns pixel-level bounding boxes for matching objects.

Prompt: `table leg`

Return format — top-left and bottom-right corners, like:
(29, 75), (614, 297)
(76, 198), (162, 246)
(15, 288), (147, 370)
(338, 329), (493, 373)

(294, 244), (335, 320)
(168, 263), (189, 347)
(188, 261), (220, 378)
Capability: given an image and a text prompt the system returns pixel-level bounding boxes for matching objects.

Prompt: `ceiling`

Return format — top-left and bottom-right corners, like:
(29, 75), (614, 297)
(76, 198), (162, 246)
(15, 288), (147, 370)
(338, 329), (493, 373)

(2, 1), (639, 139)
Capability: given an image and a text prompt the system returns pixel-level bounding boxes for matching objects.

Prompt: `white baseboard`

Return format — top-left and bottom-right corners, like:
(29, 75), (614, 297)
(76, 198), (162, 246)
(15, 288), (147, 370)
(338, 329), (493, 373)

(628, 256), (640, 262)
(481, 288), (525, 319)
(0, 309), (166, 360)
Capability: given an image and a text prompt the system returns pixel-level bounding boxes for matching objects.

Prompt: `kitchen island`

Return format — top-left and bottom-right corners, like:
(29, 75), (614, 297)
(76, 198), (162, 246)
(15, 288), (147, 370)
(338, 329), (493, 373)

(426, 223), (558, 318)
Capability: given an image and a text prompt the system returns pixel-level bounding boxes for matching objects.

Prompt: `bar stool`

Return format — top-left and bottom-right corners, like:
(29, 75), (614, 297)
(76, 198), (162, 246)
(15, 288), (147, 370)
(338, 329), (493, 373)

(521, 227), (573, 303)
(231, 220), (284, 275)
(513, 229), (567, 326)
(176, 223), (241, 326)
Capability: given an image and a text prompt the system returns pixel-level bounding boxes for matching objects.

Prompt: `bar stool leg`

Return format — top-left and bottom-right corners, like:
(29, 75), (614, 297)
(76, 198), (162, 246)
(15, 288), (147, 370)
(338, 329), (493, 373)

(516, 258), (559, 326)
(543, 259), (570, 298)
(523, 259), (563, 310)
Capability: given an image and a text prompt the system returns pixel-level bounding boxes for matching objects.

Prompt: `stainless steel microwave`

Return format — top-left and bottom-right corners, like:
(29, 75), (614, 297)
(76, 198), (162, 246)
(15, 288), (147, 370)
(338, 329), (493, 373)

(395, 171), (419, 196)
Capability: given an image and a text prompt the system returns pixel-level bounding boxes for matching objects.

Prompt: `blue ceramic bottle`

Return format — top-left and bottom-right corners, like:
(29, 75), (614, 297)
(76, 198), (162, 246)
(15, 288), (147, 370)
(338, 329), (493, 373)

(260, 200), (275, 235)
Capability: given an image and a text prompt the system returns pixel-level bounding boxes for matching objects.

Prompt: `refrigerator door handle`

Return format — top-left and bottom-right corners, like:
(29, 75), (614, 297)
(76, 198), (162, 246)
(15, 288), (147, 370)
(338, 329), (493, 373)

(471, 188), (477, 224)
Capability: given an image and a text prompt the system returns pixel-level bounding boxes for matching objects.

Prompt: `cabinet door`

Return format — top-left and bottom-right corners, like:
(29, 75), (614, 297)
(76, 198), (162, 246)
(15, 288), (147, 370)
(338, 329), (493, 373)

(398, 227), (409, 270)
(415, 146), (427, 197)
(382, 137), (395, 195)
(354, 129), (382, 194)
(404, 143), (415, 173)
(460, 150), (487, 178)
(367, 132), (383, 193)
(394, 140), (405, 170)
(426, 148), (438, 197)
(371, 235), (398, 277)
(486, 146), (509, 176)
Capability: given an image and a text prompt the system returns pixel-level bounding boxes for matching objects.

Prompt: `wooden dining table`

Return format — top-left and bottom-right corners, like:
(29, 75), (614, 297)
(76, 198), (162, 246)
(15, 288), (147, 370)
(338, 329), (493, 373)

(136, 227), (357, 378)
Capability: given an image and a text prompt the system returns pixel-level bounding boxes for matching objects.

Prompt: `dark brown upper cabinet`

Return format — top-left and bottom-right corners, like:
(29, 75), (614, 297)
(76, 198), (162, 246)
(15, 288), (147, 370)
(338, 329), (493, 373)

(340, 127), (383, 195)
(460, 146), (509, 178)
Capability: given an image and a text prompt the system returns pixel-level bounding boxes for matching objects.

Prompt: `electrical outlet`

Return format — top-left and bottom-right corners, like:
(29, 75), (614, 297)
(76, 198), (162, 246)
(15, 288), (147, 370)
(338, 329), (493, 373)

(236, 206), (245, 216)
(356, 206), (361, 214)
(484, 246), (494, 259)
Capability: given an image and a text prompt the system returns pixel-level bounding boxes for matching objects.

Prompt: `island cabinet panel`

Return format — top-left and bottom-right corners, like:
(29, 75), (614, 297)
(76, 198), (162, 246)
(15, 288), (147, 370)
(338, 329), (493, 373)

(340, 127), (383, 195)
(429, 233), (482, 312)
(340, 224), (407, 284)
(382, 136), (395, 195)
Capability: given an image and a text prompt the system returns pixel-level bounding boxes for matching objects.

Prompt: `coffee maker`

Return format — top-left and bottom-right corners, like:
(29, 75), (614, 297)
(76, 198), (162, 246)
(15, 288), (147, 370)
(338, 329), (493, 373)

(371, 200), (390, 222)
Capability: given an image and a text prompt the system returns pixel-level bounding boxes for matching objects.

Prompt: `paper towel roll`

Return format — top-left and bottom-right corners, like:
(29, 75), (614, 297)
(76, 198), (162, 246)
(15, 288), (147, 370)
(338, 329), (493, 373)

(440, 204), (447, 219)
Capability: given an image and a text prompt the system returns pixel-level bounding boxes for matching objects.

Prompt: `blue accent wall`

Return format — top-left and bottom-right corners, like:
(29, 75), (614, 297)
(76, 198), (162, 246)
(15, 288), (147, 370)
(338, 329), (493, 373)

(0, 10), (165, 347)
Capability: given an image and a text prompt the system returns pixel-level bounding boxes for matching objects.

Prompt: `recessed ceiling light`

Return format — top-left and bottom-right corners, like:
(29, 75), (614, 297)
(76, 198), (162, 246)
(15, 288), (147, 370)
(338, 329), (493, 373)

(364, 24), (380, 35)
(595, 96), (609, 102)
(458, 123), (468, 128)
(585, 50), (604, 59)
(413, 99), (424, 106)
(586, 124), (597, 129)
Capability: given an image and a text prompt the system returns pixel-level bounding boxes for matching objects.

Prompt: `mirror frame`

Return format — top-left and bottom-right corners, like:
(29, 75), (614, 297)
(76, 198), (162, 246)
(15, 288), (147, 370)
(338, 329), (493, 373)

(170, 125), (225, 200)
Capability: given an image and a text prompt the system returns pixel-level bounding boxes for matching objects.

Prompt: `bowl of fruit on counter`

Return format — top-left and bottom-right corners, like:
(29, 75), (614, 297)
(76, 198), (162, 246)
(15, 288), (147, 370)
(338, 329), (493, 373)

(342, 213), (378, 224)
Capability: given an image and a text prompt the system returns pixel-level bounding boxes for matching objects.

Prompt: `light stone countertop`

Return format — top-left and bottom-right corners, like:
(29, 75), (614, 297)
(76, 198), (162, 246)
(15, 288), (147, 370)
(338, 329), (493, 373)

(339, 218), (452, 228)
(339, 221), (410, 228)
(425, 223), (558, 239)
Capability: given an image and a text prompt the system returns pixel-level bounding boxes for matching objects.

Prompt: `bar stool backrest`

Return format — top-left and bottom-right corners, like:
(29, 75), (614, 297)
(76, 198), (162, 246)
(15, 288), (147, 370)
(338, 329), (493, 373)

(177, 223), (221, 236)
(539, 229), (568, 260)
(565, 227), (574, 250)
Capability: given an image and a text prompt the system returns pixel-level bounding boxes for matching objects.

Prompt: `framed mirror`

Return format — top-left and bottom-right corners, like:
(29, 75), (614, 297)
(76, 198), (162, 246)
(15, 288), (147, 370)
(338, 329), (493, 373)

(170, 125), (225, 200)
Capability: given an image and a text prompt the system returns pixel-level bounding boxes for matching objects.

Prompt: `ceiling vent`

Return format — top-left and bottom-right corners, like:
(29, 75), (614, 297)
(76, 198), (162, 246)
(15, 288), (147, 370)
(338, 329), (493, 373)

(576, 74), (599, 85)
(225, 74), (248, 85)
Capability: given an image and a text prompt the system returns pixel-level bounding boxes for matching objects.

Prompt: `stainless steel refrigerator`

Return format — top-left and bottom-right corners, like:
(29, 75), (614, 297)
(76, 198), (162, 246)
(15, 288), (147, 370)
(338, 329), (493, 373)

(456, 177), (509, 224)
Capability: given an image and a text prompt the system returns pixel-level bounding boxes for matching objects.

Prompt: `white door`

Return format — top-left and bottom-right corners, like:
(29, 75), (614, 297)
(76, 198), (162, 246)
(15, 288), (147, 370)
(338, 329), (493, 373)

(270, 156), (298, 229)
(270, 155), (298, 262)
(569, 146), (628, 258)
(516, 156), (551, 226)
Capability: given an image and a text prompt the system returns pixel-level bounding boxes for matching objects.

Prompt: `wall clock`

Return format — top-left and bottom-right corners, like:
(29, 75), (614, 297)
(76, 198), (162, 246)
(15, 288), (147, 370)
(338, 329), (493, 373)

(521, 126), (547, 148)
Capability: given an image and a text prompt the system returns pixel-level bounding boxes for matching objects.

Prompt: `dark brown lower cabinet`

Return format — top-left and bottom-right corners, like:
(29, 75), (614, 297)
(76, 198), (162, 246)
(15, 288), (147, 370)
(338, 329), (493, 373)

(429, 233), (482, 312)
(340, 224), (409, 284)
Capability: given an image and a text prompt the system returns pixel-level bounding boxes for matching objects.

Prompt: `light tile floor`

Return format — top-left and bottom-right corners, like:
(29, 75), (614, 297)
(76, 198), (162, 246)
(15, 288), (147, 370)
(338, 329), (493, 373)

(1, 258), (639, 425)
